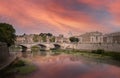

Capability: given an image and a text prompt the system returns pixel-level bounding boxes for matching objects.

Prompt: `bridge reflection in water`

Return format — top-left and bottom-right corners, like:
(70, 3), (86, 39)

(22, 50), (52, 58)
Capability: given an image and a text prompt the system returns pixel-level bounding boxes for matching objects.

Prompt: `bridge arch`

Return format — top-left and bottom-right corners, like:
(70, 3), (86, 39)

(53, 44), (61, 49)
(19, 45), (28, 52)
(32, 43), (48, 51)
(38, 44), (47, 50)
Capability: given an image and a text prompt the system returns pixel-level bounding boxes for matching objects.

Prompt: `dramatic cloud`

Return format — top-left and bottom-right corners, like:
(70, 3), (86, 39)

(0, 0), (120, 35)
(107, 0), (120, 26)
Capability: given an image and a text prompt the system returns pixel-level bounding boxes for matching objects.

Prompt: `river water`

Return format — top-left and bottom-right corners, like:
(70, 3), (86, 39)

(22, 53), (120, 78)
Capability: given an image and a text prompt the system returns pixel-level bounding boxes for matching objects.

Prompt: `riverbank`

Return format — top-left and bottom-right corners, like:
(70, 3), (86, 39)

(52, 49), (120, 62)
(9, 54), (120, 78)
(0, 58), (37, 78)
(1, 50), (120, 78)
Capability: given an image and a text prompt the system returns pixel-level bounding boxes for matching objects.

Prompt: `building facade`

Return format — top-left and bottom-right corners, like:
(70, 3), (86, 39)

(77, 31), (103, 44)
(16, 31), (120, 44)
(103, 32), (120, 44)
(16, 34), (35, 44)
(55, 34), (70, 43)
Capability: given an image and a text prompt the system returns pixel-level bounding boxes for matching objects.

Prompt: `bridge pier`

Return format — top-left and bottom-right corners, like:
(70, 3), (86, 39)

(26, 47), (31, 52)
(21, 46), (27, 52)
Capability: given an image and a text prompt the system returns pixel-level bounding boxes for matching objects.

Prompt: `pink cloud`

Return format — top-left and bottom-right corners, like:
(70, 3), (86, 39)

(0, 0), (118, 35)
(107, 0), (120, 26)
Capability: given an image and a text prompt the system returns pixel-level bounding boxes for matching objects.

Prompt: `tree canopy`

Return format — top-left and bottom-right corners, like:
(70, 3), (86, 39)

(69, 37), (79, 43)
(33, 34), (40, 42)
(0, 23), (16, 47)
(39, 33), (53, 42)
(39, 33), (53, 37)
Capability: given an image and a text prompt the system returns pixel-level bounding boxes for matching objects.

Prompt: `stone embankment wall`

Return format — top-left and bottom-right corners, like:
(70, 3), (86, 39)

(74, 43), (120, 52)
(0, 42), (9, 62)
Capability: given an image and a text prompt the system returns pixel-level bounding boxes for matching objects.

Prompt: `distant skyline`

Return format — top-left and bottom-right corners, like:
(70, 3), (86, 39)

(0, 0), (120, 36)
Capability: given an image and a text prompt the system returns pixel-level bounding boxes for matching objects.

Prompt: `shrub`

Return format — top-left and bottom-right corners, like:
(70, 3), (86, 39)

(12, 60), (25, 67)
(91, 50), (97, 53)
(17, 65), (37, 75)
(91, 49), (104, 54)
(96, 49), (105, 54)
(105, 52), (120, 61)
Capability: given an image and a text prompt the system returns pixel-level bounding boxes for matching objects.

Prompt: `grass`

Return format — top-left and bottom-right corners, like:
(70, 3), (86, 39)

(0, 58), (37, 78)
(13, 59), (37, 75)
(15, 65), (37, 75)
(102, 52), (120, 61)
(52, 49), (87, 54)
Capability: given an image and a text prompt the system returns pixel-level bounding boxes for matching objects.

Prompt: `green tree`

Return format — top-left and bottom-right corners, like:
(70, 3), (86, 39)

(50, 37), (55, 42)
(0, 23), (16, 47)
(69, 37), (79, 43)
(39, 33), (53, 42)
(42, 36), (47, 42)
(46, 33), (53, 37)
(39, 33), (53, 37)
(39, 33), (44, 37)
(33, 35), (39, 42)
(69, 37), (79, 50)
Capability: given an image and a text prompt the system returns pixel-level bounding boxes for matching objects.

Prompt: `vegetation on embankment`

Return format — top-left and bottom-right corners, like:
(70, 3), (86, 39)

(0, 58), (37, 78)
(51, 49), (120, 61)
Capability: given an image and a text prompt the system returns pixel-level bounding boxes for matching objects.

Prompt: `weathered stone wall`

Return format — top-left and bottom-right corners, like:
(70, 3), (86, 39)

(0, 42), (9, 62)
(75, 43), (120, 52)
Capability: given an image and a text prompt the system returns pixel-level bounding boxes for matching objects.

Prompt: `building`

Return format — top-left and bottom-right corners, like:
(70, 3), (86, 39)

(103, 32), (120, 44)
(16, 35), (26, 44)
(63, 38), (70, 43)
(16, 34), (56, 44)
(55, 34), (70, 43)
(24, 34), (34, 43)
(16, 34), (34, 44)
(55, 34), (64, 43)
(77, 31), (103, 44)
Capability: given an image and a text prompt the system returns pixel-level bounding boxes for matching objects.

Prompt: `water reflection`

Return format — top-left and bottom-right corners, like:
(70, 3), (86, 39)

(25, 54), (120, 78)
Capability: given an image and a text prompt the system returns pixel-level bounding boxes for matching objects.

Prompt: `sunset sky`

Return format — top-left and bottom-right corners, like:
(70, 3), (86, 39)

(0, 0), (120, 36)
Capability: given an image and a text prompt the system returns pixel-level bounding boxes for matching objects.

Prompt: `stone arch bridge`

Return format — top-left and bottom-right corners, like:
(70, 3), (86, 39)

(16, 42), (73, 52)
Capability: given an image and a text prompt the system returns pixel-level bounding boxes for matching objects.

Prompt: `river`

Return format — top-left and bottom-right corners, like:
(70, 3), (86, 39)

(18, 53), (120, 78)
